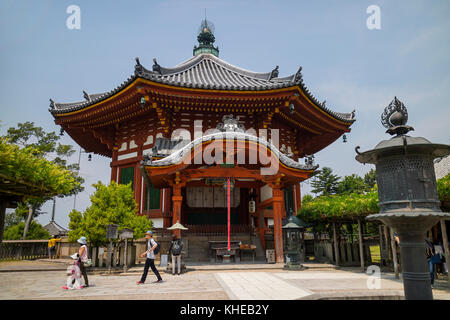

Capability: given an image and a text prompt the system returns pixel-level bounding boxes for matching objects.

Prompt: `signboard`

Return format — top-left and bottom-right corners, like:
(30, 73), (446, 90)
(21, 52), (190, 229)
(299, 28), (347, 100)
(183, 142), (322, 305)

(119, 228), (134, 239)
(106, 224), (118, 239)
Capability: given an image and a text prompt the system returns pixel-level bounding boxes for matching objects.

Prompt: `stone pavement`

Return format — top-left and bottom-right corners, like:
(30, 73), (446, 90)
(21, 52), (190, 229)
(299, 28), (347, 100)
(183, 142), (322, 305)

(0, 260), (449, 300)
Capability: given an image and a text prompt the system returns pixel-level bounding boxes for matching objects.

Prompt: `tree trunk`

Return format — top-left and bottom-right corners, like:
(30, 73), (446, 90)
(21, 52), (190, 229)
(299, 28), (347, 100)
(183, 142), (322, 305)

(22, 204), (35, 239)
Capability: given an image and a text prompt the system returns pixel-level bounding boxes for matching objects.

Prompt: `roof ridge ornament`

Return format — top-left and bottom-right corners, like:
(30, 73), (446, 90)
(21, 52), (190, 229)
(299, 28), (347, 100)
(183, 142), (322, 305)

(134, 57), (143, 75)
(269, 66), (279, 80)
(83, 90), (90, 101)
(381, 97), (414, 136)
(152, 58), (162, 75)
(294, 66), (303, 83)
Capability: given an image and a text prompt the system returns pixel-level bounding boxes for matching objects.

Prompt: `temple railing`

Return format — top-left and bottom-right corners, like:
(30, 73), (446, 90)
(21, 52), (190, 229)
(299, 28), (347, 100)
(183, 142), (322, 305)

(0, 240), (49, 260)
(179, 224), (252, 236)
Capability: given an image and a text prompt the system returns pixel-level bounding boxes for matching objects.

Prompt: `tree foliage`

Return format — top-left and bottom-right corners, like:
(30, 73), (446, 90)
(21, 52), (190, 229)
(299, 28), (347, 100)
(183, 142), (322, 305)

(364, 169), (377, 189)
(437, 173), (450, 201)
(336, 174), (367, 195)
(1, 122), (84, 240)
(0, 137), (81, 198)
(298, 189), (379, 221)
(310, 167), (340, 196)
(3, 221), (50, 240)
(68, 182), (153, 246)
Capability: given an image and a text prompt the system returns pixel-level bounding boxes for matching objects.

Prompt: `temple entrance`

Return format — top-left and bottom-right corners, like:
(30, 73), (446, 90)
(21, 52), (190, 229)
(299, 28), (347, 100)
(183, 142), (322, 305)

(141, 128), (317, 263)
(181, 186), (249, 228)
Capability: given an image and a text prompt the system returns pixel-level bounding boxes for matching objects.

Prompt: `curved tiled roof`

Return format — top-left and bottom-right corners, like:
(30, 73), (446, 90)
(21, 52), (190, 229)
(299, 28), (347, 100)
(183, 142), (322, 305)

(143, 130), (319, 171)
(49, 53), (355, 123)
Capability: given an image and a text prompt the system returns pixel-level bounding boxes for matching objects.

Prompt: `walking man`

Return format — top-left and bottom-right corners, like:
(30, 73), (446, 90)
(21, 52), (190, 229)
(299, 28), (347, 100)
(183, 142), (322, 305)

(168, 234), (184, 275)
(137, 231), (163, 284)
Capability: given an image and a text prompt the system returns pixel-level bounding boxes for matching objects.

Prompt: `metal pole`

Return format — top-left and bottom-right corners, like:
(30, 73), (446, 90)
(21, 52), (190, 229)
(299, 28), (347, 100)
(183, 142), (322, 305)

(227, 178), (230, 252)
(73, 147), (82, 210)
(51, 197), (56, 222)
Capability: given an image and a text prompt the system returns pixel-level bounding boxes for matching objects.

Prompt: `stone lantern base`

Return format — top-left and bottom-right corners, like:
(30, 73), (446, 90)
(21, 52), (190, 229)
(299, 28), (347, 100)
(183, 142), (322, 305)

(367, 211), (450, 300)
(283, 263), (305, 271)
(283, 252), (306, 270)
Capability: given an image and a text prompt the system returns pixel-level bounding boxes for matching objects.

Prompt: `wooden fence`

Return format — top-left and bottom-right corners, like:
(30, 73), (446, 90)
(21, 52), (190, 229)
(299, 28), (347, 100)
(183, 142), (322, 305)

(0, 240), (49, 260)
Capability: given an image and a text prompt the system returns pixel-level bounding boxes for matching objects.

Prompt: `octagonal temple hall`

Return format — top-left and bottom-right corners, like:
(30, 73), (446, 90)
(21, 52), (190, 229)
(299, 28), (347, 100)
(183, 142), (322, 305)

(49, 21), (355, 263)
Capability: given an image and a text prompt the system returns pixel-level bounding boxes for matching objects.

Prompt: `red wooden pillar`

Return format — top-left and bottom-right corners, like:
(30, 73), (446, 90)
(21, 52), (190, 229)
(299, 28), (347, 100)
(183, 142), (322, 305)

(172, 184), (183, 238)
(111, 166), (118, 183)
(134, 162), (142, 214)
(111, 148), (118, 182)
(294, 182), (302, 212)
(272, 186), (285, 263)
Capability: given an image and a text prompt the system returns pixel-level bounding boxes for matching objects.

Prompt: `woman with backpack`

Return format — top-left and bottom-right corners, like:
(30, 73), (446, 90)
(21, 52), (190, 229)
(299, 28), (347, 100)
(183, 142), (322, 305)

(137, 230), (163, 284)
(168, 234), (184, 275)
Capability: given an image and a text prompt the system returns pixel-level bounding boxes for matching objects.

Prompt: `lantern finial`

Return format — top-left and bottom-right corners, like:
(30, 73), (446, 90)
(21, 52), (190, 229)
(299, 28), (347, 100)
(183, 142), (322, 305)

(381, 97), (414, 136)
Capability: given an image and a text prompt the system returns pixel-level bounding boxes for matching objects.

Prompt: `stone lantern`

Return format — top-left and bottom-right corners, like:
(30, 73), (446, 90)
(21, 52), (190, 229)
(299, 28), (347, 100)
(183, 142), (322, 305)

(282, 216), (305, 270)
(355, 97), (450, 300)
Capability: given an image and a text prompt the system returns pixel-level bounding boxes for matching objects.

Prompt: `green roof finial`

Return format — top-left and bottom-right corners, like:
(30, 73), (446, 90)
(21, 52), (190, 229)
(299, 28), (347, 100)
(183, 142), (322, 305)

(193, 16), (219, 57)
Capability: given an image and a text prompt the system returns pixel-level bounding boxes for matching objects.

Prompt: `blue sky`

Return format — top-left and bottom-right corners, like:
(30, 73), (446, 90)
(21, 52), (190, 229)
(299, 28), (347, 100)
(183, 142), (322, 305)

(1, 0), (449, 228)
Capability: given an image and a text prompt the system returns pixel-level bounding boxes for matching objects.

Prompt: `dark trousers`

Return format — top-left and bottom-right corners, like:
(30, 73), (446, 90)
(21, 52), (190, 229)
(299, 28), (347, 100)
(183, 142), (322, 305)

(79, 261), (89, 286)
(428, 260), (435, 285)
(141, 258), (162, 283)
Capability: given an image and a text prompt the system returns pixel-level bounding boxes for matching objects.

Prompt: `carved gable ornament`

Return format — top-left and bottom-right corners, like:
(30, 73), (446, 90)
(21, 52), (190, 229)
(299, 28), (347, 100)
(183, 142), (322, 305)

(216, 114), (245, 133)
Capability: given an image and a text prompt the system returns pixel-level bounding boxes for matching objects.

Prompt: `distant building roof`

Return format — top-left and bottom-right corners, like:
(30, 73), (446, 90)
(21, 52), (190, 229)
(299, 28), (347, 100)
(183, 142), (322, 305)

(435, 154), (450, 180)
(43, 221), (68, 236)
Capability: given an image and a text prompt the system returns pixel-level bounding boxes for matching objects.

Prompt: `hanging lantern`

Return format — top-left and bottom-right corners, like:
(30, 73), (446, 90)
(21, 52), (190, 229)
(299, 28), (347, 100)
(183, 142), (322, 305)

(248, 200), (256, 213)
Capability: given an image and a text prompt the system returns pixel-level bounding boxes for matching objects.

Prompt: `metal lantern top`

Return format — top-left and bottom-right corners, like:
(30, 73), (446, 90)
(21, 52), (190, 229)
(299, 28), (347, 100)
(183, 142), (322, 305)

(282, 217), (304, 231)
(355, 97), (450, 218)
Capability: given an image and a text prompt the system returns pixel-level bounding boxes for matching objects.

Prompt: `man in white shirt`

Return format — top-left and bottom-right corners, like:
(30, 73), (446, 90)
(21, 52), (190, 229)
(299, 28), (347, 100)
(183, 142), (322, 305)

(137, 231), (163, 284)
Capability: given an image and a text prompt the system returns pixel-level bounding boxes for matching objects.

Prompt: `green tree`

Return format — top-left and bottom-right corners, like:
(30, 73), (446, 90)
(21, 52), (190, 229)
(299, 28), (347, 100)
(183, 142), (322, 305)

(3, 122), (84, 239)
(4, 221), (50, 240)
(437, 173), (450, 201)
(68, 182), (153, 246)
(364, 169), (377, 189)
(0, 137), (80, 242)
(336, 174), (366, 195)
(298, 188), (379, 221)
(310, 167), (340, 196)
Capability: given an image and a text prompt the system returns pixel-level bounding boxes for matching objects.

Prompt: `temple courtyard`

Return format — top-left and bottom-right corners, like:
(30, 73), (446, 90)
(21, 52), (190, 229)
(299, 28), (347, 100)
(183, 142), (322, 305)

(0, 260), (449, 300)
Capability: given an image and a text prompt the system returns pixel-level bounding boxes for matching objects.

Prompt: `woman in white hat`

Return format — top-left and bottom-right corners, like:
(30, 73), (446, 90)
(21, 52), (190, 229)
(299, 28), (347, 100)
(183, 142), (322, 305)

(77, 236), (89, 288)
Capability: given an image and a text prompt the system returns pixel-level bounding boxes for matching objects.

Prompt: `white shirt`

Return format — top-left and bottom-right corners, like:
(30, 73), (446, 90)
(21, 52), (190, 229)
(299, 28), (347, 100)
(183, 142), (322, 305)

(146, 239), (156, 259)
(434, 245), (443, 255)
